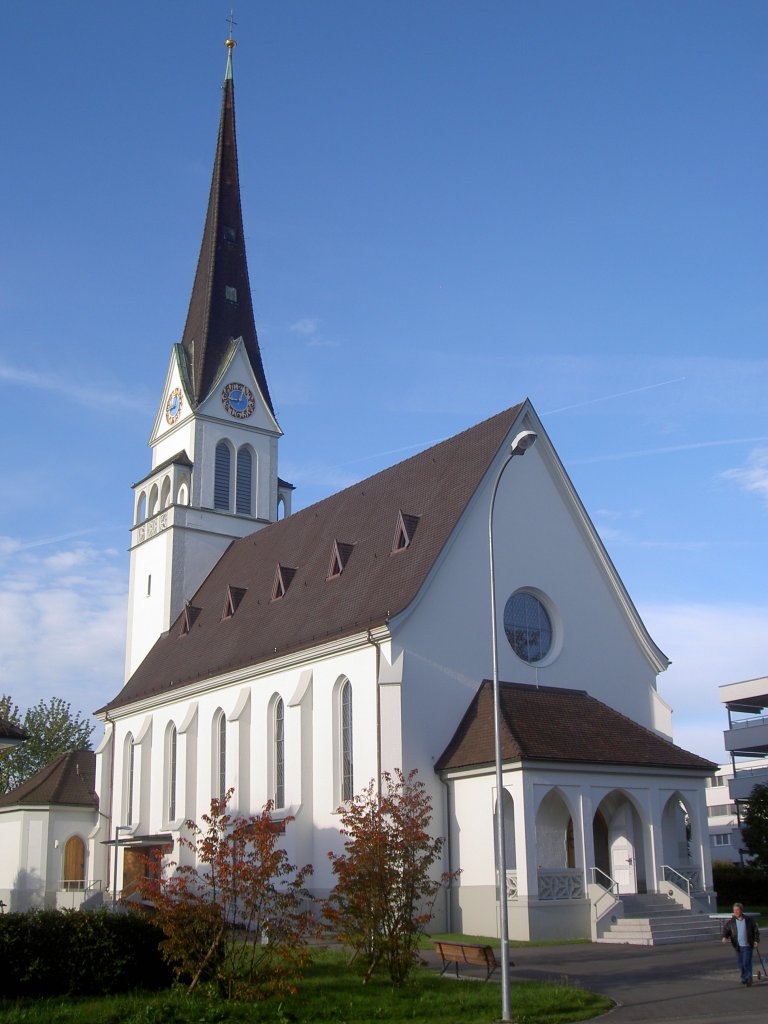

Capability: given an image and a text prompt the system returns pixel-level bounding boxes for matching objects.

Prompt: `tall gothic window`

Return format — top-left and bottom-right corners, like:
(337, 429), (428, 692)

(273, 697), (285, 809)
(236, 447), (253, 515)
(125, 734), (135, 826)
(167, 723), (178, 822)
(214, 442), (231, 510)
(341, 680), (353, 802)
(214, 709), (227, 801)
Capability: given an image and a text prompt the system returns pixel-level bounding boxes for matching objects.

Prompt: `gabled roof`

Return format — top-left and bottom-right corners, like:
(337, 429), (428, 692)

(0, 750), (98, 809)
(436, 681), (715, 773)
(105, 403), (525, 712)
(179, 41), (273, 414)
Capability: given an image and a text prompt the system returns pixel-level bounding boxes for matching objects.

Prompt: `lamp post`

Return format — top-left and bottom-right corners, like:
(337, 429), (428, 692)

(489, 428), (537, 1023)
(112, 825), (133, 910)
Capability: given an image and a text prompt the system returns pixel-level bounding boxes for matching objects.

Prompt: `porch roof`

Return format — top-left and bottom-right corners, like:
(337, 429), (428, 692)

(435, 681), (716, 773)
(0, 749), (98, 808)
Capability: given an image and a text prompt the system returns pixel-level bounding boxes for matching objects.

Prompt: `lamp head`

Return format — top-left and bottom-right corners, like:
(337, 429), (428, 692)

(510, 430), (537, 456)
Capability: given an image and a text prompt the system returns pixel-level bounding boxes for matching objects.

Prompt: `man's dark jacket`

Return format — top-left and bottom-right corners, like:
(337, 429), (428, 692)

(722, 915), (760, 949)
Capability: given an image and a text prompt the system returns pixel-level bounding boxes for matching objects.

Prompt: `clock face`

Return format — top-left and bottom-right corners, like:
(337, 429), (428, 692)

(166, 387), (183, 424)
(222, 382), (255, 419)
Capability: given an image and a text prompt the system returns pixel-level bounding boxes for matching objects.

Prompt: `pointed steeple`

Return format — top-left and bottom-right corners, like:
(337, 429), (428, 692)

(180, 35), (274, 414)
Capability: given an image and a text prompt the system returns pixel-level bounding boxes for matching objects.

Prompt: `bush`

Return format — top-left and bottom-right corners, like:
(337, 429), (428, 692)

(0, 908), (171, 997)
(712, 862), (768, 908)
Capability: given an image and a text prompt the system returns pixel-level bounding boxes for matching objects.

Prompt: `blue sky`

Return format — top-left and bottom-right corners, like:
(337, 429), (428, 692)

(0, 1), (765, 761)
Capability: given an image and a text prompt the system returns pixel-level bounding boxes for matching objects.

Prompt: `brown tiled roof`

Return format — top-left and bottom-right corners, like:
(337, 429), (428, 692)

(105, 404), (525, 712)
(180, 50), (273, 413)
(0, 750), (98, 808)
(0, 717), (26, 743)
(435, 681), (716, 773)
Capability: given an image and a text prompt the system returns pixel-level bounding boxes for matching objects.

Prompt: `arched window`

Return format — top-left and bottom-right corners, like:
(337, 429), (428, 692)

(166, 723), (178, 822)
(236, 447), (253, 515)
(125, 733), (135, 826)
(161, 476), (172, 509)
(63, 835), (86, 891)
(136, 492), (147, 524)
(148, 483), (159, 518)
(273, 697), (285, 809)
(213, 709), (227, 801)
(340, 680), (353, 802)
(214, 442), (231, 510)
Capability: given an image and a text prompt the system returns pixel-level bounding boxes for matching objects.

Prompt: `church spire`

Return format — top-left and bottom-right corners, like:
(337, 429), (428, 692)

(180, 34), (274, 414)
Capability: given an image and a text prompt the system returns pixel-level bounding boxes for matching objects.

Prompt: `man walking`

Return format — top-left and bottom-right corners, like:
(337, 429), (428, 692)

(722, 902), (760, 986)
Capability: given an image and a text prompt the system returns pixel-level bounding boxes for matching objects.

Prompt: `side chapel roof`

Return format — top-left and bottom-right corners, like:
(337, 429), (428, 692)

(105, 403), (525, 711)
(436, 681), (716, 773)
(0, 750), (98, 809)
(0, 717), (26, 745)
(179, 38), (273, 413)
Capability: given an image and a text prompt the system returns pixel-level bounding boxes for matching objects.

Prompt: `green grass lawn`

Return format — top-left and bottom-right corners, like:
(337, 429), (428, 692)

(0, 948), (612, 1024)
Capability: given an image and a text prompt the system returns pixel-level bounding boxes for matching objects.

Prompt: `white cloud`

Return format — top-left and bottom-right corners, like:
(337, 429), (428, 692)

(289, 317), (320, 336)
(0, 359), (151, 414)
(0, 541), (127, 725)
(721, 447), (768, 507)
(642, 601), (768, 763)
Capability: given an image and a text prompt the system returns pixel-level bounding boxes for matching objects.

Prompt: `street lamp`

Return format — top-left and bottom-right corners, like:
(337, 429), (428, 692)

(489, 428), (537, 1023)
(112, 825), (133, 910)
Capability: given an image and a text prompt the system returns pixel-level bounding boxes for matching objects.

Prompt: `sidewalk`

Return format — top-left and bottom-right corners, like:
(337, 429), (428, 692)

(424, 939), (767, 1022)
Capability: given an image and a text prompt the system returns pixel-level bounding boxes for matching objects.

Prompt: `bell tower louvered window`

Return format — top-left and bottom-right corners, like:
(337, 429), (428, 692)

(214, 441), (231, 510)
(236, 447), (252, 515)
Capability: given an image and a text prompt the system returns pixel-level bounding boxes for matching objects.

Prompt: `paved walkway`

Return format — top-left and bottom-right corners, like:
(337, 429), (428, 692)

(425, 940), (768, 1022)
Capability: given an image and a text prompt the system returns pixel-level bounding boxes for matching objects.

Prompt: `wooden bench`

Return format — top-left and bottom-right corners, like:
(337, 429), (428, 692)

(433, 940), (513, 981)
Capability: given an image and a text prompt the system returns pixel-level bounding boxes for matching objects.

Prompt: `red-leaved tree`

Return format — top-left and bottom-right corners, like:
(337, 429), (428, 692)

(140, 791), (315, 1000)
(325, 768), (457, 984)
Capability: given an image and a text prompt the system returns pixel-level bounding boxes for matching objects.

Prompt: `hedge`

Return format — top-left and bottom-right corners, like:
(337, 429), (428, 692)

(0, 908), (172, 997)
(712, 862), (768, 908)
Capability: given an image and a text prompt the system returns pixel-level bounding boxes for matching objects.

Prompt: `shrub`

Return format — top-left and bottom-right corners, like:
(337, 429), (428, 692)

(0, 908), (170, 997)
(140, 791), (315, 1000)
(325, 768), (458, 985)
(713, 861), (768, 908)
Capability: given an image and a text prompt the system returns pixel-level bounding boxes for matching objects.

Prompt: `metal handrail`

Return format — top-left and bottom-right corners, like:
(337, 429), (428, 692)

(661, 864), (691, 896)
(589, 867), (619, 922)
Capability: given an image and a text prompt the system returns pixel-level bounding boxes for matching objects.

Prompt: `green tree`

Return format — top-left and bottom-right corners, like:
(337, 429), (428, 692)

(0, 695), (93, 794)
(741, 783), (768, 870)
(325, 768), (458, 985)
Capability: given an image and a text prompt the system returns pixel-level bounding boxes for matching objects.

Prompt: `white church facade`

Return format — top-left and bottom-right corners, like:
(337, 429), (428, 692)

(2, 38), (717, 939)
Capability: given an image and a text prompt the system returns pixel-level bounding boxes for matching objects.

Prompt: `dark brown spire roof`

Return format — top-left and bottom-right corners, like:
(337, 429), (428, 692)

(436, 681), (716, 773)
(180, 50), (273, 413)
(0, 750), (98, 808)
(104, 404), (525, 712)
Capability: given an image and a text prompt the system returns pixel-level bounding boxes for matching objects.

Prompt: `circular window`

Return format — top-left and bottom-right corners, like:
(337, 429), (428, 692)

(504, 591), (553, 663)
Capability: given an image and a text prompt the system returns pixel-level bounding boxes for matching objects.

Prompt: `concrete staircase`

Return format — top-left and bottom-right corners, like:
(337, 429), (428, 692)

(597, 893), (720, 946)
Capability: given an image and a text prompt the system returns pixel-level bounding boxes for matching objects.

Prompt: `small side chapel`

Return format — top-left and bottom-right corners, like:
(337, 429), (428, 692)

(6, 36), (718, 937)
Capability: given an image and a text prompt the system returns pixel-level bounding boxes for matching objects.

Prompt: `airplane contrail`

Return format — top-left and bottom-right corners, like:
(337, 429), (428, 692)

(544, 377), (686, 415)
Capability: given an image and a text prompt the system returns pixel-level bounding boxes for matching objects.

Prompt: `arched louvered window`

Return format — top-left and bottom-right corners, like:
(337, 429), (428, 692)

(236, 447), (252, 515)
(341, 681), (353, 802)
(214, 442), (231, 510)
(274, 697), (285, 809)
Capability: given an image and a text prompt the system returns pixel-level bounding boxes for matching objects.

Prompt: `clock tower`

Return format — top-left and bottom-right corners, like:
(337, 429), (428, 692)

(125, 35), (293, 680)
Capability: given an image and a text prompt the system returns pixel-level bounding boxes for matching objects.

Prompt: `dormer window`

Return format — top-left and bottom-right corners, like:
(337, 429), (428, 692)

(272, 564), (297, 601)
(181, 602), (201, 635)
(222, 585), (247, 619)
(225, 285), (238, 304)
(327, 541), (354, 579)
(392, 511), (420, 553)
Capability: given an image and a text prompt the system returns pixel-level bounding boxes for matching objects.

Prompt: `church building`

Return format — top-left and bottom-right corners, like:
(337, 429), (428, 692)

(4, 37), (718, 941)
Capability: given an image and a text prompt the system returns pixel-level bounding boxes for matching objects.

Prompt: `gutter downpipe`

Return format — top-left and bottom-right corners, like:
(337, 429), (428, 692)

(439, 773), (453, 933)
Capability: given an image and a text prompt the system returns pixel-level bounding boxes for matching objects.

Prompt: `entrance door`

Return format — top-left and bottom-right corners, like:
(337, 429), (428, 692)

(609, 806), (637, 894)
